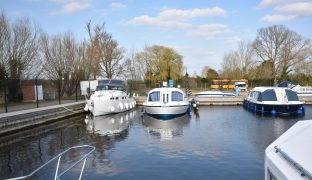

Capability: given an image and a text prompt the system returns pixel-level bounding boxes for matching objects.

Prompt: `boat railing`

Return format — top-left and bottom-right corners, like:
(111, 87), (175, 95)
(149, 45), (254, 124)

(274, 146), (312, 179)
(5, 145), (95, 180)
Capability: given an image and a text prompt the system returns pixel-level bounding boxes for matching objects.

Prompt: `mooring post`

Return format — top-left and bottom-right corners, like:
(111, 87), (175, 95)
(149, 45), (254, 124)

(4, 78), (8, 113)
(75, 83), (78, 102)
(58, 78), (61, 104)
(35, 79), (39, 108)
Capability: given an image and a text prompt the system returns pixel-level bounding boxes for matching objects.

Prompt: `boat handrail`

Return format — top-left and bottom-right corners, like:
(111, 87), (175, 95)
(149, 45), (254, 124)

(6, 145), (95, 180)
(274, 146), (312, 179)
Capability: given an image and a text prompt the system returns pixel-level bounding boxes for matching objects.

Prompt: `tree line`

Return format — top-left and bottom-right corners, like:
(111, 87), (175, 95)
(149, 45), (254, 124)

(0, 12), (185, 99)
(219, 25), (312, 86)
(1, 11), (311, 97)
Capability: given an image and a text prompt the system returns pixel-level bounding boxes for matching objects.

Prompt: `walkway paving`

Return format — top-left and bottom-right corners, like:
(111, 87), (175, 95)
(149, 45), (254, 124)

(0, 99), (86, 114)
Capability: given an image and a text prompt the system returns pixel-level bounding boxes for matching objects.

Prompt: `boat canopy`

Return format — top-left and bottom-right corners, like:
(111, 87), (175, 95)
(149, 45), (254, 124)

(96, 79), (126, 91)
(250, 87), (299, 102)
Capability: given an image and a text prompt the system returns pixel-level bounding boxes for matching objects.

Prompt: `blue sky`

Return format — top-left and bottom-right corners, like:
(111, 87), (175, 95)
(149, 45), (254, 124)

(2, 0), (312, 75)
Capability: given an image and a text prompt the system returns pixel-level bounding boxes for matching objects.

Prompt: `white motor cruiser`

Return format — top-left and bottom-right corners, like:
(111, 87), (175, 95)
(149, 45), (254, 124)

(143, 87), (190, 119)
(84, 79), (136, 116)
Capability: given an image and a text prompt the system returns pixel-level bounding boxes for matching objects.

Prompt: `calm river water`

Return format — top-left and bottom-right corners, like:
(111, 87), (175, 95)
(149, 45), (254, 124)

(1, 106), (312, 180)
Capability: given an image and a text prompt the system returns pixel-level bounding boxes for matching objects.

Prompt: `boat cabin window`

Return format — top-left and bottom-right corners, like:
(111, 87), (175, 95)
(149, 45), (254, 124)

(172, 91), (183, 101)
(96, 85), (125, 91)
(148, 91), (160, 102)
(285, 89), (299, 101)
(259, 89), (277, 101)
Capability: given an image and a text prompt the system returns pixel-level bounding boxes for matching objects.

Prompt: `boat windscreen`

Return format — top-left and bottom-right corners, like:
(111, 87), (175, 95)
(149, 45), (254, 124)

(96, 85), (125, 91)
(258, 89), (277, 101)
(148, 91), (160, 102)
(172, 91), (183, 101)
(285, 89), (299, 101)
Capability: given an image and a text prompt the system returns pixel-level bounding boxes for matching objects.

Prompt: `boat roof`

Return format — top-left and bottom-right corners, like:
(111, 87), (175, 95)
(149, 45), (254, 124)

(265, 120), (312, 179)
(195, 90), (234, 95)
(148, 87), (184, 94)
(251, 87), (289, 93)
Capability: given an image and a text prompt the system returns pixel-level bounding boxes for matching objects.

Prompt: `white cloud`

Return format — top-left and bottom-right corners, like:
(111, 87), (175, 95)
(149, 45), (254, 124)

(110, 2), (127, 9)
(261, 14), (297, 22)
(125, 7), (226, 29)
(49, 0), (92, 15)
(257, 0), (295, 8)
(225, 36), (242, 44)
(185, 24), (230, 38)
(158, 7), (226, 20)
(258, 0), (312, 22)
(275, 2), (312, 16)
(125, 15), (192, 28)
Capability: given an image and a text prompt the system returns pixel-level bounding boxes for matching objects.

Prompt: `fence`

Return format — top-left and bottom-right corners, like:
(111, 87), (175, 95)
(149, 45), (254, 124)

(0, 79), (85, 113)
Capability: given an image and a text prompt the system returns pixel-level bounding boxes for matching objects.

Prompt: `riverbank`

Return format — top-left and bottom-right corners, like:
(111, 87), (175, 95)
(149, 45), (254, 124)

(0, 101), (85, 135)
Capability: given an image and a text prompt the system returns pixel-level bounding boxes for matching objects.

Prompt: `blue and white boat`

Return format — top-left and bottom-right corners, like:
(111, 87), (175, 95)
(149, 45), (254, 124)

(195, 90), (235, 97)
(243, 87), (305, 115)
(143, 87), (190, 119)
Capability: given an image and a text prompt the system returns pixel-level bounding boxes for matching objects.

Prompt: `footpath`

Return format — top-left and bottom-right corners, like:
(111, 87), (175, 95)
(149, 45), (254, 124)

(0, 100), (86, 135)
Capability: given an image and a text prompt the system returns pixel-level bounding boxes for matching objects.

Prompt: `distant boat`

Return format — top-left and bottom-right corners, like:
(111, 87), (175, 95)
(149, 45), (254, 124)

(265, 120), (312, 180)
(195, 90), (235, 97)
(84, 79), (136, 116)
(291, 85), (312, 97)
(143, 87), (190, 119)
(243, 87), (305, 115)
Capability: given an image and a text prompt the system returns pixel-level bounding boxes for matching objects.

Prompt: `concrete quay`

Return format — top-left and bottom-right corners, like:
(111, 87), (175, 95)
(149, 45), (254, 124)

(134, 96), (312, 106)
(0, 101), (85, 135)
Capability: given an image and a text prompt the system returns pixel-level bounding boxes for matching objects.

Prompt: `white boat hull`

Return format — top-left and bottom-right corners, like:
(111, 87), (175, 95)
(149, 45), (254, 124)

(85, 90), (136, 116)
(144, 105), (189, 115)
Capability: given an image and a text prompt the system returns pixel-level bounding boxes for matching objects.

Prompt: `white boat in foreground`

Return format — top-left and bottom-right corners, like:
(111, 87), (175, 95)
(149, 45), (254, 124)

(265, 120), (312, 180)
(195, 90), (235, 97)
(84, 79), (136, 116)
(143, 87), (190, 119)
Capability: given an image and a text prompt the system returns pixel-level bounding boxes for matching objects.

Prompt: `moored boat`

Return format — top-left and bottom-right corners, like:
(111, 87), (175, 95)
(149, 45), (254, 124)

(265, 120), (312, 180)
(292, 85), (312, 97)
(243, 87), (305, 115)
(84, 79), (136, 116)
(143, 87), (190, 119)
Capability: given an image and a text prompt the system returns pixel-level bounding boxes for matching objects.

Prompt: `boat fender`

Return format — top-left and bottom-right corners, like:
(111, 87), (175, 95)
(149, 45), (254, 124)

(271, 108), (276, 116)
(119, 103), (123, 110)
(84, 104), (89, 111)
(261, 105), (264, 113)
(125, 103), (128, 109)
(111, 107), (115, 112)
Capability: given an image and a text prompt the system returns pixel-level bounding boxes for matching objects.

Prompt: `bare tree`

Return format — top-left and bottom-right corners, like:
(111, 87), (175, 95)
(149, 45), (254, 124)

(41, 32), (84, 96)
(252, 25), (311, 84)
(0, 12), (40, 79)
(0, 12), (10, 79)
(86, 21), (125, 79)
(221, 51), (242, 79)
(237, 41), (254, 78)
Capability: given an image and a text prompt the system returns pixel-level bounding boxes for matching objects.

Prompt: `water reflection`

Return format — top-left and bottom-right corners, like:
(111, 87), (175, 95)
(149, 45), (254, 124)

(85, 111), (136, 136)
(142, 114), (191, 140)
